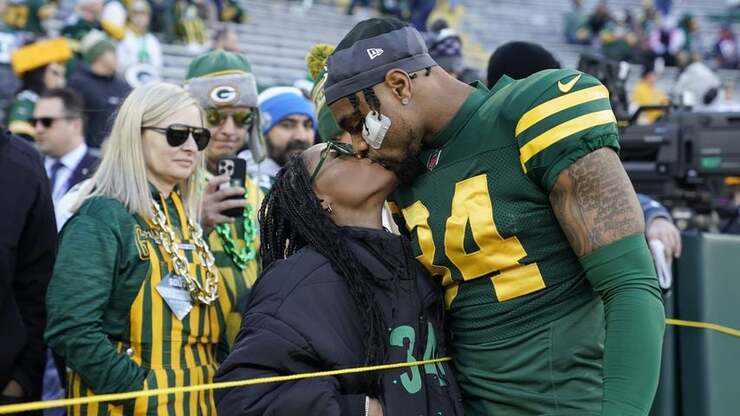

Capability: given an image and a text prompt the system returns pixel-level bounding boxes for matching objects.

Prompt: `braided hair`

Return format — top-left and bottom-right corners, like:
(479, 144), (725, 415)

(259, 153), (387, 395)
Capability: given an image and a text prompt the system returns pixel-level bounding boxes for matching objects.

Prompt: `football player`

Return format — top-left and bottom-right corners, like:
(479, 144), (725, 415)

(325, 17), (664, 416)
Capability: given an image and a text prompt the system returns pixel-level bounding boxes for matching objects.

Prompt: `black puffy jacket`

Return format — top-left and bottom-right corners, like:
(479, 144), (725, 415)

(215, 227), (463, 415)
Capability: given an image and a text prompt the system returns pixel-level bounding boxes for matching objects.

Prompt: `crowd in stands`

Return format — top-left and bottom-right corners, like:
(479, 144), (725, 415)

(0, 0), (477, 147)
(346, 0), (439, 31)
(2, 1), (739, 414)
(0, 0), (736, 147)
(564, 0), (739, 70)
(563, 0), (740, 123)
(0, 0), (250, 145)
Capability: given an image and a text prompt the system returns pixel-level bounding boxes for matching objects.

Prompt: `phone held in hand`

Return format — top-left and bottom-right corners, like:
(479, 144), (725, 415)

(217, 157), (246, 218)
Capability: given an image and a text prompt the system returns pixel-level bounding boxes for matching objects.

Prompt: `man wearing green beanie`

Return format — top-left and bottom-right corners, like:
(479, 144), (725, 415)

(67, 29), (130, 149)
(185, 48), (265, 347)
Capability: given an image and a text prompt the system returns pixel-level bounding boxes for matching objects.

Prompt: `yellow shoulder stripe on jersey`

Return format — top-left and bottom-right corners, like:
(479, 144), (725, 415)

(515, 84), (610, 137)
(520, 110), (616, 171)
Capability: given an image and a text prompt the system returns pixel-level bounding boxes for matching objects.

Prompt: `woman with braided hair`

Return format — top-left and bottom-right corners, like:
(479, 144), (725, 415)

(215, 143), (463, 415)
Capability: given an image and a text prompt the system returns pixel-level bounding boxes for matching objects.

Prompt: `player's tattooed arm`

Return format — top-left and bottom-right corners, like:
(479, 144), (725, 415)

(549, 147), (645, 257)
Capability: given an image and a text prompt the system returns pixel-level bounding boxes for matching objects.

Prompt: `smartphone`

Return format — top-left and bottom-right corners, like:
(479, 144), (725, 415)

(217, 157), (246, 218)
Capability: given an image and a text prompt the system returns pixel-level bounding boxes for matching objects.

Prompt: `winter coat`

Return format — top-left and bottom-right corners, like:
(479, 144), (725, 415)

(215, 226), (464, 416)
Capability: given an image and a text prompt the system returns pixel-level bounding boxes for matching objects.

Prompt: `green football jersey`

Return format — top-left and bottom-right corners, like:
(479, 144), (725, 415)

(4, 0), (47, 35)
(389, 69), (620, 343)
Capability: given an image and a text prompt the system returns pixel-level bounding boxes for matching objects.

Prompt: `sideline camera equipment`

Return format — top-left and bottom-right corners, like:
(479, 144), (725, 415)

(619, 106), (740, 231)
(580, 53), (740, 231)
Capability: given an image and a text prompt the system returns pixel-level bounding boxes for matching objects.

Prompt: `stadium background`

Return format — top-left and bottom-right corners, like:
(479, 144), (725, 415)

(1, 0), (739, 415)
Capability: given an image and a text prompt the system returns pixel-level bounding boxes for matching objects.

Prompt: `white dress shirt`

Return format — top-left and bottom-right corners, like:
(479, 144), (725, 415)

(44, 143), (88, 204)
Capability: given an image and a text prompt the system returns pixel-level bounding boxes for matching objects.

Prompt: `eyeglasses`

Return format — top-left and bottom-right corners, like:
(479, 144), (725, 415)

(310, 141), (354, 183)
(143, 124), (211, 151)
(30, 116), (74, 128)
(206, 109), (254, 127)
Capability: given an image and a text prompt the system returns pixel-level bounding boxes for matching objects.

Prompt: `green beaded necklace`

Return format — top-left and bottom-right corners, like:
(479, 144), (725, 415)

(215, 189), (257, 270)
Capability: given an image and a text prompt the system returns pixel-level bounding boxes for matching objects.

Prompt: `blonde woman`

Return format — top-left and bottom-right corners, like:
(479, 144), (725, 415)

(45, 82), (231, 415)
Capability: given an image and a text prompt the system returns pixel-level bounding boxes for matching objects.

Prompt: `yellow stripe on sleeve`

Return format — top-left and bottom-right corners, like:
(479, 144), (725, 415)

(519, 110), (616, 171)
(515, 85), (610, 137)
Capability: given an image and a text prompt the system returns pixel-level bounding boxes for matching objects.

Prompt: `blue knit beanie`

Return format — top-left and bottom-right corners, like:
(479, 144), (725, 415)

(258, 87), (317, 135)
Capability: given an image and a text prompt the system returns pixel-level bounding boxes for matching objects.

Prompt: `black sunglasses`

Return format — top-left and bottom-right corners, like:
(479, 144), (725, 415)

(206, 109), (254, 127)
(310, 141), (354, 183)
(30, 116), (74, 128)
(143, 124), (211, 151)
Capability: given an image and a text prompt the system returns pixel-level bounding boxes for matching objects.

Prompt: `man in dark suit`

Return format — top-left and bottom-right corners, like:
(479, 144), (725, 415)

(32, 88), (98, 410)
(0, 128), (57, 413)
(32, 88), (99, 224)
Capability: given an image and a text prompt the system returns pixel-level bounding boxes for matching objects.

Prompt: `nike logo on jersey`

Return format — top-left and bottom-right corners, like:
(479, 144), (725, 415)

(367, 48), (384, 60)
(557, 73), (582, 93)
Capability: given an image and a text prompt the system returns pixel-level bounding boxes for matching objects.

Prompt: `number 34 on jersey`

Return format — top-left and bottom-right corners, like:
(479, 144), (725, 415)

(390, 173), (546, 309)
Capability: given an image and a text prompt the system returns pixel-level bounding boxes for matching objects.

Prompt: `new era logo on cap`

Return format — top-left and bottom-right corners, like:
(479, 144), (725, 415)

(367, 48), (384, 60)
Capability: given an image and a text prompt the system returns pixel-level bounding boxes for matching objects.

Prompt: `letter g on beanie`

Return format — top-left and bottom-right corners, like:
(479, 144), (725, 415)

(185, 49), (258, 109)
(185, 49), (268, 162)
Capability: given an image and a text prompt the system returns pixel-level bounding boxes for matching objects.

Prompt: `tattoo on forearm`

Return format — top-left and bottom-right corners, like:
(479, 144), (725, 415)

(550, 148), (644, 256)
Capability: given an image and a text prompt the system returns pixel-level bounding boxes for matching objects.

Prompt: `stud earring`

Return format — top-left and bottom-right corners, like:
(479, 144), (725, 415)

(401, 98), (410, 105)
(320, 199), (333, 214)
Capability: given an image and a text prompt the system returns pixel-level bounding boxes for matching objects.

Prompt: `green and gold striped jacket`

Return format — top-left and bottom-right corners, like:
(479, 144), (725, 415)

(46, 189), (232, 416)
